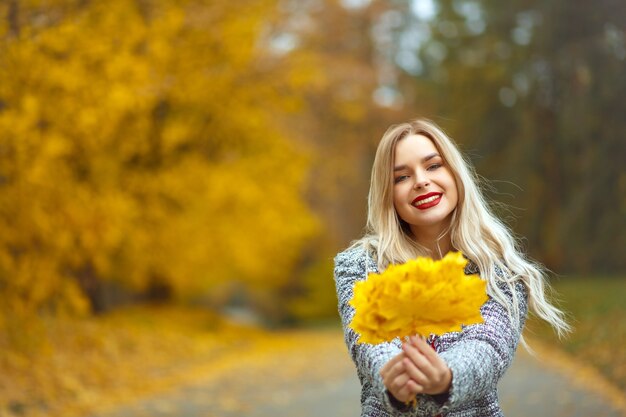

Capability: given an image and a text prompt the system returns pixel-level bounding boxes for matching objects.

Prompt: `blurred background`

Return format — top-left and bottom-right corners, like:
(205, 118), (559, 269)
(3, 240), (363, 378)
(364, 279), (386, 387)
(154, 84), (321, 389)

(0, 0), (624, 416)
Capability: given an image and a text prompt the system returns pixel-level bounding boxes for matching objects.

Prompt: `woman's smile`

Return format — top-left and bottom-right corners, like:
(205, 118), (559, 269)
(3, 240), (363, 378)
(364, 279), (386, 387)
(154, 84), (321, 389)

(412, 192), (443, 209)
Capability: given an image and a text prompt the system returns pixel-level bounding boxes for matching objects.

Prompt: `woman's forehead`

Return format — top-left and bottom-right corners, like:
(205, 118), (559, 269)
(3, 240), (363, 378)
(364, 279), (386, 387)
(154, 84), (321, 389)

(395, 134), (438, 160)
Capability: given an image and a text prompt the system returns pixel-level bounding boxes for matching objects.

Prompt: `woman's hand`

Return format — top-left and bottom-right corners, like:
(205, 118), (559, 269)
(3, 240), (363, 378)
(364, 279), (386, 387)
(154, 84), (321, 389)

(401, 335), (452, 395)
(380, 351), (420, 403)
(380, 335), (452, 403)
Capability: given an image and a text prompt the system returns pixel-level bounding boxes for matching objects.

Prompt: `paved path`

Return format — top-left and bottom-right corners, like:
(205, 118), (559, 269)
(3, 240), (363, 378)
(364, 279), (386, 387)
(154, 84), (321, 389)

(89, 331), (625, 417)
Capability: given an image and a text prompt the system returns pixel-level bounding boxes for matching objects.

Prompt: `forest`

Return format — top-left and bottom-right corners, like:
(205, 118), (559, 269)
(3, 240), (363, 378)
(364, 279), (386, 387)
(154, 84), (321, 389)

(0, 0), (624, 362)
(0, 0), (626, 327)
(1, 1), (625, 415)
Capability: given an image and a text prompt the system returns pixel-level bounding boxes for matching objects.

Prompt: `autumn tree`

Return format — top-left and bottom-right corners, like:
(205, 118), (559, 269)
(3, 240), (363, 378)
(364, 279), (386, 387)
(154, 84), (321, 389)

(0, 0), (320, 335)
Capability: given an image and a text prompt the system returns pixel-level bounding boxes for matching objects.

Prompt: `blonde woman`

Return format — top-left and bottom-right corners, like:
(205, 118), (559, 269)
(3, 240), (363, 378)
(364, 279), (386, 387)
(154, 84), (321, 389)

(333, 119), (569, 416)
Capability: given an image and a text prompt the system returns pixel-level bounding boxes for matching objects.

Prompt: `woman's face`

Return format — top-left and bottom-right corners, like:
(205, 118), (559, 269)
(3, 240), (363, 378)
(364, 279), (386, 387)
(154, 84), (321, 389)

(392, 134), (459, 237)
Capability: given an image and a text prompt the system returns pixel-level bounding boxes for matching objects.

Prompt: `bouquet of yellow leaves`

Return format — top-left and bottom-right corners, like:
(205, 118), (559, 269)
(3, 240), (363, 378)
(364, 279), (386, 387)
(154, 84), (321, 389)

(349, 252), (488, 344)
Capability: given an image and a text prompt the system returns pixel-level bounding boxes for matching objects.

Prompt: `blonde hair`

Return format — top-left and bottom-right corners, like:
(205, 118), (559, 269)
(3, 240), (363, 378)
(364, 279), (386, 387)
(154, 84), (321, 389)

(352, 118), (570, 340)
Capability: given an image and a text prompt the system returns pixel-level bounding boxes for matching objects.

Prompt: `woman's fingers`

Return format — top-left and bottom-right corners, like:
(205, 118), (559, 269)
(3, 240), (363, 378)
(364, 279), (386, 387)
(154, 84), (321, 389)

(406, 379), (423, 395)
(380, 352), (405, 378)
(380, 352), (426, 403)
(380, 340), (451, 400)
(383, 362), (415, 402)
(396, 379), (421, 401)
(402, 356), (428, 387)
(391, 372), (424, 402)
(402, 340), (437, 379)
(381, 355), (409, 390)
(410, 335), (441, 362)
(403, 336), (452, 394)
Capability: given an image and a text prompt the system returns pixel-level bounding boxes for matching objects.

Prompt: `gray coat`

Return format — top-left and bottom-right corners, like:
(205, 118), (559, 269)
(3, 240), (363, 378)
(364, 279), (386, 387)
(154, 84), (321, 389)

(333, 246), (528, 417)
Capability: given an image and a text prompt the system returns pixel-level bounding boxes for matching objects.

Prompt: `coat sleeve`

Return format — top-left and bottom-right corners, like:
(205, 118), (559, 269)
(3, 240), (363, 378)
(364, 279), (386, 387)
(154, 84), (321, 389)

(419, 280), (529, 415)
(333, 248), (416, 416)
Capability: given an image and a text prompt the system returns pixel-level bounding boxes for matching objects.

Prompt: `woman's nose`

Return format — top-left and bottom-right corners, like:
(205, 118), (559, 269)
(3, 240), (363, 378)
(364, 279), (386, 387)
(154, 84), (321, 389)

(413, 173), (430, 189)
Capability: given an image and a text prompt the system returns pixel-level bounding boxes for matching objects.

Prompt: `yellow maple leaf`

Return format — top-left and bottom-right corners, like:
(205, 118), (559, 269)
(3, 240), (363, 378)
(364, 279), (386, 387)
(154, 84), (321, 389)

(349, 252), (488, 344)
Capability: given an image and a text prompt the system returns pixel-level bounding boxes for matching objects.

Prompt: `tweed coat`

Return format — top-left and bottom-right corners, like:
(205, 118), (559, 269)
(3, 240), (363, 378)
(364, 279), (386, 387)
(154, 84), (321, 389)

(333, 246), (529, 417)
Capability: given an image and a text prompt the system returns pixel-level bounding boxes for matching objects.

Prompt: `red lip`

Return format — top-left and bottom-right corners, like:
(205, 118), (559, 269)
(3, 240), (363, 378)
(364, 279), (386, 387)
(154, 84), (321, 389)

(412, 192), (442, 206)
(412, 192), (443, 210)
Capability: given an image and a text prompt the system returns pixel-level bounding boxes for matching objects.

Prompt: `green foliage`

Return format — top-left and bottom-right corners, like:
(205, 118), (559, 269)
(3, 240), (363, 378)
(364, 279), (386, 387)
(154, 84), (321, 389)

(526, 276), (626, 391)
(287, 255), (339, 323)
(387, 0), (626, 273)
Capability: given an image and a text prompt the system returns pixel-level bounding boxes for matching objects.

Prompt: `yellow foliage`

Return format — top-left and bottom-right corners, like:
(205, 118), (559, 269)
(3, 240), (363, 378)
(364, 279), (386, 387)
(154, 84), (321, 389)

(349, 252), (488, 344)
(0, 0), (319, 330)
(0, 305), (352, 417)
(0, 306), (256, 416)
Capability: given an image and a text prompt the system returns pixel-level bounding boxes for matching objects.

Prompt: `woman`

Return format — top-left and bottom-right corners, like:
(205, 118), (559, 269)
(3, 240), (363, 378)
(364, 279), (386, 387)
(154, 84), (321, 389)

(333, 119), (569, 416)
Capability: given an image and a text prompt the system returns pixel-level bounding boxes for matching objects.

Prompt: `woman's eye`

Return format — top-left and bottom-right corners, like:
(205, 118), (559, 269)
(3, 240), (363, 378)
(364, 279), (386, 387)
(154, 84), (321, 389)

(394, 175), (408, 183)
(427, 163), (442, 171)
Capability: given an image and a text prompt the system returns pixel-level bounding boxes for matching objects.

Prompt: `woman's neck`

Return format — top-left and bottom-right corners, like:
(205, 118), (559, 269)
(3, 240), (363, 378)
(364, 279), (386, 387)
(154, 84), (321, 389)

(410, 225), (453, 260)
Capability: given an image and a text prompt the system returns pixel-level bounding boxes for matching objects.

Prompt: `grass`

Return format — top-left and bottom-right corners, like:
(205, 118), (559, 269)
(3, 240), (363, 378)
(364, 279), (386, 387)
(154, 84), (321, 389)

(525, 276), (626, 392)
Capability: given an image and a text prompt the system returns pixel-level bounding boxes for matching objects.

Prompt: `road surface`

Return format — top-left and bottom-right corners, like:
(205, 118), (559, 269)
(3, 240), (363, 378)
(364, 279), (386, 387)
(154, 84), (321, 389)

(89, 330), (625, 417)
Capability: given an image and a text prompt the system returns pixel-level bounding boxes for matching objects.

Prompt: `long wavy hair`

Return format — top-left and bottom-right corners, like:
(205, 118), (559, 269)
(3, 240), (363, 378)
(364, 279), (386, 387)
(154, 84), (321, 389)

(351, 118), (570, 339)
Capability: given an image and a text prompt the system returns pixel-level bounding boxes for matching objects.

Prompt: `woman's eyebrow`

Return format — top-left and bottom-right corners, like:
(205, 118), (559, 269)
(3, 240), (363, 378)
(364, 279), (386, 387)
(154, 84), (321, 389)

(422, 152), (440, 162)
(394, 153), (441, 171)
